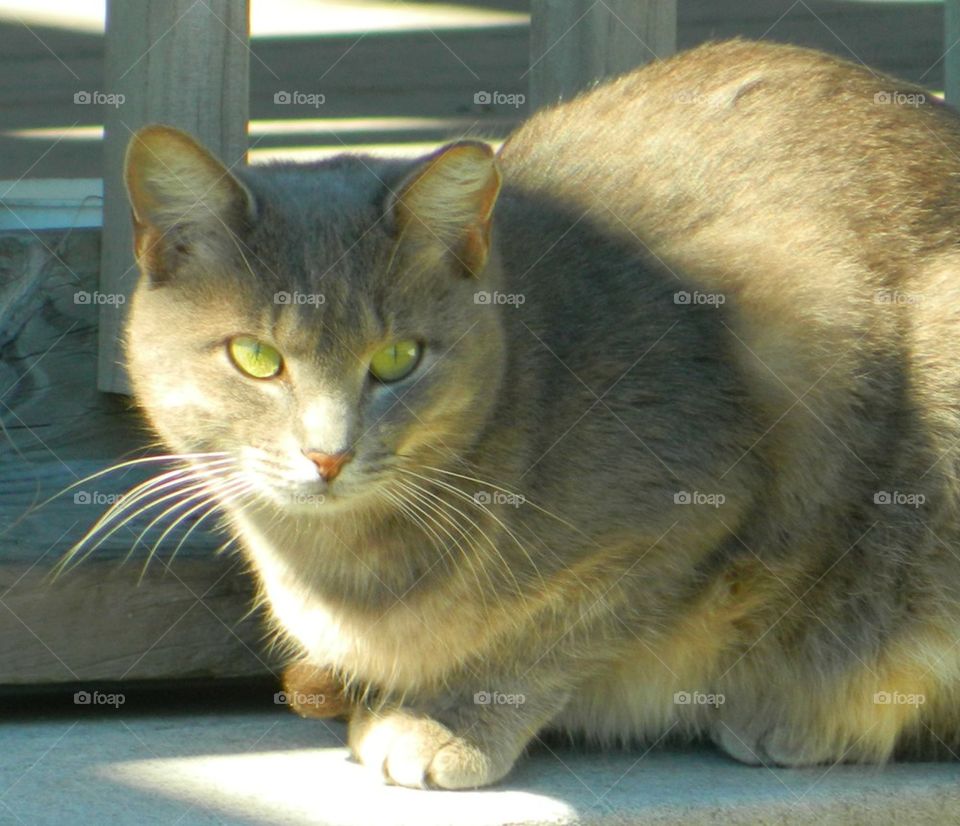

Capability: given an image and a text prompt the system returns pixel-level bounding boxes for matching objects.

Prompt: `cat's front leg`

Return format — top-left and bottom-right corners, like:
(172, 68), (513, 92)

(348, 684), (567, 789)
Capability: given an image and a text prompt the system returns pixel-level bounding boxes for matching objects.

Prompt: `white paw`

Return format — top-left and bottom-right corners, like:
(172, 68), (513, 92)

(348, 708), (512, 789)
(714, 720), (831, 767)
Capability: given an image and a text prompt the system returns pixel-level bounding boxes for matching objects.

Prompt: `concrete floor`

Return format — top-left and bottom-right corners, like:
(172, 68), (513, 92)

(2, 703), (960, 825)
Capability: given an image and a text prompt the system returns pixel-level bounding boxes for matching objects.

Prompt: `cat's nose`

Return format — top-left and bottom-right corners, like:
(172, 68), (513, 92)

(303, 449), (354, 482)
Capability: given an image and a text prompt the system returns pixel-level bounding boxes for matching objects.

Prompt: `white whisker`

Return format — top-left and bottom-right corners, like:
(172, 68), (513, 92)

(417, 463), (595, 544)
(138, 476), (253, 582)
(394, 472), (528, 599)
(167, 481), (254, 564)
(36, 451), (231, 512)
(390, 479), (502, 614)
(57, 456), (237, 575)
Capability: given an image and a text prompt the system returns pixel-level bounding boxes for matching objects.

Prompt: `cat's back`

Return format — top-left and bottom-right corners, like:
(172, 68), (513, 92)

(491, 39), (960, 534)
(498, 38), (960, 266)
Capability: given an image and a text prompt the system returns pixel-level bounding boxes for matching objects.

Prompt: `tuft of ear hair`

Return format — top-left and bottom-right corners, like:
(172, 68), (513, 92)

(390, 141), (502, 277)
(124, 125), (255, 277)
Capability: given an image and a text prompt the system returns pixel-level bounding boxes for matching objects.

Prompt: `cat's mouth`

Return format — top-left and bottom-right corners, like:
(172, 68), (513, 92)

(234, 445), (374, 514)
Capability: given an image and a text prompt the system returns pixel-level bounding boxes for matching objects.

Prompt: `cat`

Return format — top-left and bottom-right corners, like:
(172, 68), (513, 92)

(116, 38), (960, 788)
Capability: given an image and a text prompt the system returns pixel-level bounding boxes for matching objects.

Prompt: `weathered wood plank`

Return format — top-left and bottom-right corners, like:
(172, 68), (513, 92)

(248, 116), (520, 151)
(946, 1), (960, 105)
(0, 4), (948, 179)
(528, 0), (677, 111)
(0, 230), (139, 489)
(0, 556), (275, 684)
(97, 0), (250, 394)
(678, 1), (944, 83)
(1, 228), (273, 684)
(0, 26), (531, 128)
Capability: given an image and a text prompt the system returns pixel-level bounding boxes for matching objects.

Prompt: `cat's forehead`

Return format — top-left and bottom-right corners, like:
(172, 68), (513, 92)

(239, 156), (408, 285)
(244, 155), (406, 225)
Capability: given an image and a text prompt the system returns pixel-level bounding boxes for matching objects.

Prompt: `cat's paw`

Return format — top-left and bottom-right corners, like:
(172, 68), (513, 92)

(713, 719), (831, 767)
(348, 707), (513, 789)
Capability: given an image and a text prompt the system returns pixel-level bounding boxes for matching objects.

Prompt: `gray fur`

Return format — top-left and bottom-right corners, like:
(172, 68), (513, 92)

(123, 40), (960, 787)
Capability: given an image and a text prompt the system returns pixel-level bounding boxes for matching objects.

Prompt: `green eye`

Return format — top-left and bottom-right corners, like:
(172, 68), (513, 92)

(369, 339), (421, 383)
(228, 336), (283, 379)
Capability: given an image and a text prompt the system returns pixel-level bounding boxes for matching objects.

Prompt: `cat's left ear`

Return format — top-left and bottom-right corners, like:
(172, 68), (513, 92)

(388, 141), (501, 277)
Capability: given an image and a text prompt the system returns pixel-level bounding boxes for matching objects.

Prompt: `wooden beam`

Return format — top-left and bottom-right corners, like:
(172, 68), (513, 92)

(1, 227), (274, 685)
(947, 0), (960, 106)
(528, 0), (677, 111)
(0, 555), (275, 684)
(98, 0), (250, 393)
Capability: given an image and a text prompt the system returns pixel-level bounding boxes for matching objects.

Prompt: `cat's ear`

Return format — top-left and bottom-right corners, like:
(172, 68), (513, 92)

(125, 125), (255, 281)
(389, 141), (501, 276)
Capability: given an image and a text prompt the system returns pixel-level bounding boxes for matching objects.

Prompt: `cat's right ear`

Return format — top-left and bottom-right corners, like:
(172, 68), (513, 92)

(124, 125), (255, 282)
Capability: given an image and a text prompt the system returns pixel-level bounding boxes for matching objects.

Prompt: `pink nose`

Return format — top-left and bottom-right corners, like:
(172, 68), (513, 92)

(303, 450), (353, 482)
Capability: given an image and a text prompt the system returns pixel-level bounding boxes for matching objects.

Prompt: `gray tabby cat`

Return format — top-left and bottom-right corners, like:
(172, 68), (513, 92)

(119, 39), (960, 788)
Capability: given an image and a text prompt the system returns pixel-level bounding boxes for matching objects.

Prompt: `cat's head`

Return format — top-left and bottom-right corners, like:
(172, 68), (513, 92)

(124, 125), (505, 516)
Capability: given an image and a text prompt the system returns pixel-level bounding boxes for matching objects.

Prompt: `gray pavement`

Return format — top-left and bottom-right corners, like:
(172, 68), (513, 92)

(2, 708), (959, 825)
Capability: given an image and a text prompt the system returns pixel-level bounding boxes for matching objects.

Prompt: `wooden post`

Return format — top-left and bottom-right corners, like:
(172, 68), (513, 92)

(98, 0), (249, 393)
(947, 0), (960, 106)
(528, 0), (676, 112)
